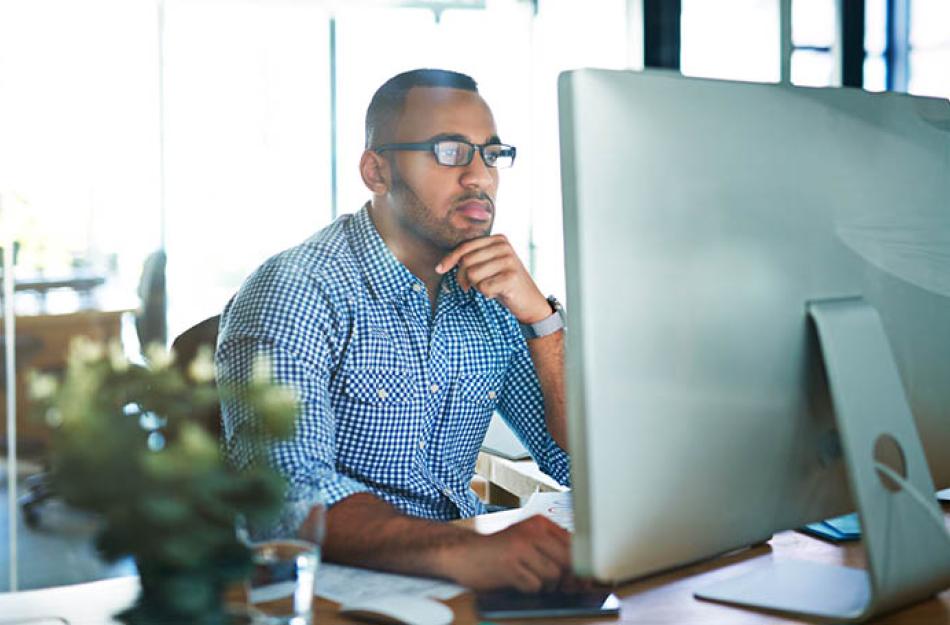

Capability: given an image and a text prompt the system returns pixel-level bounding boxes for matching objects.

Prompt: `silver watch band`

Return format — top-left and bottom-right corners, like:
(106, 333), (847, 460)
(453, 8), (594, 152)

(520, 297), (566, 340)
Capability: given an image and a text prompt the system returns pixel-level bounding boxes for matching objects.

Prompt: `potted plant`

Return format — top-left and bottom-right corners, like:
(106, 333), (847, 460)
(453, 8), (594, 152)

(29, 338), (298, 624)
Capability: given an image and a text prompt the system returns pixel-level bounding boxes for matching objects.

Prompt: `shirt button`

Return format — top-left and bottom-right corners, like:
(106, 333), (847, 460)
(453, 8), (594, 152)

(487, 390), (497, 400)
(377, 388), (389, 399)
(441, 284), (451, 294)
(430, 383), (440, 394)
(412, 283), (423, 293)
(443, 487), (453, 497)
(419, 439), (426, 449)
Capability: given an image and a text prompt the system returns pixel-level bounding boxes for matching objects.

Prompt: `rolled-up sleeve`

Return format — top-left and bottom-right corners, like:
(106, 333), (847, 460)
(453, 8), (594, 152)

(217, 259), (369, 533)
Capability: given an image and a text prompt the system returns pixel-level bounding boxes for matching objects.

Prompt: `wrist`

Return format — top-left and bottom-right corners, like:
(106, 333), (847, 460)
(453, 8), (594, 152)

(431, 528), (479, 583)
(520, 296), (566, 340)
(519, 295), (554, 325)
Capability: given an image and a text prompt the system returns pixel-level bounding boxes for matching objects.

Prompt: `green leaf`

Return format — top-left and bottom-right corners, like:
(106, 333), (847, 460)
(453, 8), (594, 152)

(138, 495), (191, 526)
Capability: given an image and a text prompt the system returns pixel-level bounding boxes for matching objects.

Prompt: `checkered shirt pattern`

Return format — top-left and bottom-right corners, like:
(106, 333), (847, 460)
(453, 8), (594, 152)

(217, 204), (570, 526)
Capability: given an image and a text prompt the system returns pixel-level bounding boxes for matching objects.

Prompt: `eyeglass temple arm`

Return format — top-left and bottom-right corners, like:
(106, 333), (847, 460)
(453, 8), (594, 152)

(374, 142), (434, 153)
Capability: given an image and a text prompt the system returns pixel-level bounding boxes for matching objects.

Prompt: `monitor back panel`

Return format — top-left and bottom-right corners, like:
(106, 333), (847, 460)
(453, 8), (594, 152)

(558, 69), (950, 582)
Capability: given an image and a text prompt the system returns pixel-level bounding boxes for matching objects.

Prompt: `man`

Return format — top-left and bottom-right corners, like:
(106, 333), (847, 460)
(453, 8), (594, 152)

(218, 68), (570, 592)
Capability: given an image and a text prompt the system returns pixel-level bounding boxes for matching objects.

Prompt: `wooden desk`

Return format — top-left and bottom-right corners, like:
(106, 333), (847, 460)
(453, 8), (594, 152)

(2, 504), (947, 624)
(449, 504), (950, 625)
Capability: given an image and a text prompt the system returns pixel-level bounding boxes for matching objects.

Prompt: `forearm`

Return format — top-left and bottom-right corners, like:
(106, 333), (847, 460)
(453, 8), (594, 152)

(321, 493), (573, 593)
(527, 329), (567, 451)
(320, 492), (478, 582)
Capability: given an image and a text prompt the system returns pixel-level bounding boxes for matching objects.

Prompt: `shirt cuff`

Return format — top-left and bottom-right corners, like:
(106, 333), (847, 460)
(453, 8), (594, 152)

(261, 472), (371, 539)
(536, 440), (572, 488)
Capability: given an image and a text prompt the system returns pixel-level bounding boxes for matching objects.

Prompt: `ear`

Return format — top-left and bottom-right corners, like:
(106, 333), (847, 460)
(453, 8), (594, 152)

(359, 150), (391, 195)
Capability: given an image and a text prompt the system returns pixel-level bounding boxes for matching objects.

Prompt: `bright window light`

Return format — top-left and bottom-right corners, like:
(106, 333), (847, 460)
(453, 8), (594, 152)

(792, 0), (835, 47)
(865, 0), (887, 55)
(908, 49), (950, 98)
(161, 0), (331, 334)
(681, 0), (781, 83)
(791, 49), (835, 87)
(1, 0), (635, 332)
(864, 55), (887, 92)
(0, 0), (160, 310)
(908, 0), (950, 99)
(910, 0), (950, 50)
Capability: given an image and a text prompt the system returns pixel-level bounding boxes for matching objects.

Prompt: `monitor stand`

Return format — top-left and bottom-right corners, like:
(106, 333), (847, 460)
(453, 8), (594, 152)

(695, 297), (950, 622)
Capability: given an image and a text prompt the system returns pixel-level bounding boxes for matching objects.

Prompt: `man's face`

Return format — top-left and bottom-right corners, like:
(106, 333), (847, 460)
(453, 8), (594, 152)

(385, 87), (501, 252)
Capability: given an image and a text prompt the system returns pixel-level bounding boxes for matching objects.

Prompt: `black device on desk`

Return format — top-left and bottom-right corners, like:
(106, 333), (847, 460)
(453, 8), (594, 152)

(475, 589), (621, 619)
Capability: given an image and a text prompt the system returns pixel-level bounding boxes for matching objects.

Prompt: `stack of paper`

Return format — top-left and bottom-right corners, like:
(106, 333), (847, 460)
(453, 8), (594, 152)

(315, 562), (465, 604)
(522, 491), (574, 532)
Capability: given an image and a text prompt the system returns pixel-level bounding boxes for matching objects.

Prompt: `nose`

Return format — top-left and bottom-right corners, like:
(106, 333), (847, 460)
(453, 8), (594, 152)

(459, 149), (496, 191)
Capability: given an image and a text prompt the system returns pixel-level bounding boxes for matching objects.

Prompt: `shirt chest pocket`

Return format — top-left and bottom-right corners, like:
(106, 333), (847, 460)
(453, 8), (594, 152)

(454, 372), (502, 409)
(343, 369), (417, 404)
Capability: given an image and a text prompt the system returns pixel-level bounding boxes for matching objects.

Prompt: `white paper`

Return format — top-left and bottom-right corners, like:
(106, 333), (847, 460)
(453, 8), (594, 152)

(522, 490), (574, 532)
(248, 580), (297, 603)
(314, 562), (465, 604)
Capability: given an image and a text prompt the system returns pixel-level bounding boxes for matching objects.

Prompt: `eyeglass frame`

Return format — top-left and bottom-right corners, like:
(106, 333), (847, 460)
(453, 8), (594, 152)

(374, 139), (517, 168)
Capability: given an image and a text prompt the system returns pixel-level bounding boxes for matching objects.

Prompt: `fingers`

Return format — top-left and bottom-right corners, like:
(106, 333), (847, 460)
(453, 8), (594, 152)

(510, 562), (546, 593)
(517, 550), (562, 592)
(467, 515), (574, 593)
(460, 263), (514, 297)
(558, 572), (598, 593)
(506, 516), (572, 592)
(533, 526), (571, 569)
(436, 235), (509, 275)
(453, 243), (512, 292)
(455, 244), (519, 295)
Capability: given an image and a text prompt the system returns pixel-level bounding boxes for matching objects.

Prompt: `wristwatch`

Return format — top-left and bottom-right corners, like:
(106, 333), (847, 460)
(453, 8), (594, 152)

(520, 296), (566, 340)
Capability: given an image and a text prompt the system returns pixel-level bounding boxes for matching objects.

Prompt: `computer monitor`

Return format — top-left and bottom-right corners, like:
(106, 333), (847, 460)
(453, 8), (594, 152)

(558, 69), (950, 620)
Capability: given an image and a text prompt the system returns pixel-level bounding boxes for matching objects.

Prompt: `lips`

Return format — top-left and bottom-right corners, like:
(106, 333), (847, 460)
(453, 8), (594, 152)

(456, 199), (493, 222)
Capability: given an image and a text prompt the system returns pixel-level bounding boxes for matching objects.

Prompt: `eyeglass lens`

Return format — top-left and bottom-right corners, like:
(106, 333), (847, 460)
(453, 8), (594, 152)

(433, 141), (514, 168)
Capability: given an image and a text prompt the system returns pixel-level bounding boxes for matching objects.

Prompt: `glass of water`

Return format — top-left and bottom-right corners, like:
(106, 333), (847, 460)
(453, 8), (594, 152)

(237, 498), (326, 625)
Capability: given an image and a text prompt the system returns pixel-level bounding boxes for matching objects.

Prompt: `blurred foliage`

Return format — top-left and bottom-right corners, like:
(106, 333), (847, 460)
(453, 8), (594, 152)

(29, 337), (299, 625)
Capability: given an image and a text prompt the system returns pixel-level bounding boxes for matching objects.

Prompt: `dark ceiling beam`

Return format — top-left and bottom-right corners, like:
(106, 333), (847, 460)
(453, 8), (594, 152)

(840, 0), (866, 88)
(643, 0), (681, 70)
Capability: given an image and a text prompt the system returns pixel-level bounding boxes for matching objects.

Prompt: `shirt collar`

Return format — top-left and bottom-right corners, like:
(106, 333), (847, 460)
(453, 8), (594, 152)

(440, 266), (476, 308)
(349, 203), (476, 308)
(350, 203), (418, 302)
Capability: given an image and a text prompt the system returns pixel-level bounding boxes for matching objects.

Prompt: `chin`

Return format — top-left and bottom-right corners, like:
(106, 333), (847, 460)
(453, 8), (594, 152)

(460, 226), (492, 243)
(433, 220), (492, 250)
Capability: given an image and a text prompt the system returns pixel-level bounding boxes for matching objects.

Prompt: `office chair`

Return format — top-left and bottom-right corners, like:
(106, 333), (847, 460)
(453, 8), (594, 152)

(170, 314), (222, 437)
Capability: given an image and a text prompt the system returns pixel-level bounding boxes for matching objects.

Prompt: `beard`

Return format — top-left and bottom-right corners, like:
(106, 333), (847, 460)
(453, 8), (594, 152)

(390, 167), (494, 252)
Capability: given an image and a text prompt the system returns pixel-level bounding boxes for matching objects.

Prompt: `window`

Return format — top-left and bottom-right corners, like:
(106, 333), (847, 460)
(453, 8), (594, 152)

(0, 0), (160, 315)
(908, 0), (950, 98)
(681, 0), (781, 83)
(791, 0), (836, 87)
(864, 0), (888, 91)
(162, 0), (332, 335)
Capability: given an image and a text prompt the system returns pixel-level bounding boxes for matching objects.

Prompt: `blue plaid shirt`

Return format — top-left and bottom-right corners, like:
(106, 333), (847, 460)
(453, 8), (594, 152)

(217, 205), (570, 523)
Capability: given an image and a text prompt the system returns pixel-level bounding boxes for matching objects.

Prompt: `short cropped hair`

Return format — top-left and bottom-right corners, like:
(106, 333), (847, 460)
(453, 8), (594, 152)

(365, 68), (479, 149)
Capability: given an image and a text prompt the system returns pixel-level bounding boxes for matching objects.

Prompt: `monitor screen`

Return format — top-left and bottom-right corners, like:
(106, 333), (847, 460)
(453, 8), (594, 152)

(557, 68), (950, 583)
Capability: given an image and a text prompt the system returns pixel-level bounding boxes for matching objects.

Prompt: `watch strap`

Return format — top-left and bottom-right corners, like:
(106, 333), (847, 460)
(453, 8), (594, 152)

(520, 296), (566, 340)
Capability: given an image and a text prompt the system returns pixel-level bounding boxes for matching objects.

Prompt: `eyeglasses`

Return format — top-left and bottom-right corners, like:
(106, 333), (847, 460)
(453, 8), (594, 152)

(375, 140), (517, 169)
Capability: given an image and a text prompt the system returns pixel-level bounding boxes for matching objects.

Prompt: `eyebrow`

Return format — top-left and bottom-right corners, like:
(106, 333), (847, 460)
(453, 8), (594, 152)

(425, 132), (503, 145)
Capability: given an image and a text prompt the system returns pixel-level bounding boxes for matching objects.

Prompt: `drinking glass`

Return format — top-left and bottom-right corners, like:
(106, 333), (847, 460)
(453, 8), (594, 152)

(237, 498), (326, 625)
